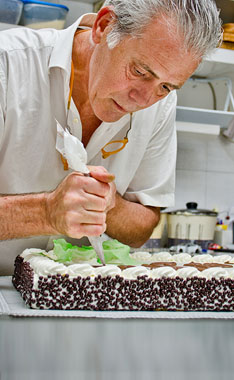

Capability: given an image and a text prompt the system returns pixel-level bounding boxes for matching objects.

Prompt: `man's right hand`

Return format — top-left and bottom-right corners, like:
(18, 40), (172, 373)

(45, 168), (116, 239)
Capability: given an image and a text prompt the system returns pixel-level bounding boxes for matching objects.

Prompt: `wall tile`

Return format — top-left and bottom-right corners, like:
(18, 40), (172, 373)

(206, 171), (234, 212)
(176, 132), (208, 171)
(175, 169), (206, 209)
(207, 134), (234, 173)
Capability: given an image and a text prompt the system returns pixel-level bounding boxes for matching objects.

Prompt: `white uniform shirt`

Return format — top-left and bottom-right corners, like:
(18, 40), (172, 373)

(0, 16), (177, 274)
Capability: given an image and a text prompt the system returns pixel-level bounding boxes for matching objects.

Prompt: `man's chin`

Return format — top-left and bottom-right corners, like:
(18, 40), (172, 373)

(94, 110), (125, 123)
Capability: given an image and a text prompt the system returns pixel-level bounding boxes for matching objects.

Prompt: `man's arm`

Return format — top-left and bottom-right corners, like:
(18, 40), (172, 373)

(106, 193), (160, 248)
(0, 169), (115, 240)
(0, 192), (53, 240)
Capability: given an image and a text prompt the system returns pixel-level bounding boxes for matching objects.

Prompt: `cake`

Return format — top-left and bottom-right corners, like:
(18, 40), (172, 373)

(12, 239), (234, 311)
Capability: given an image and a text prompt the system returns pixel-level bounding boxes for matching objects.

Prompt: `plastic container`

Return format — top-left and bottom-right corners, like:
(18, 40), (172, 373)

(0, 0), (23, 24)
(21, 0), (69, 29)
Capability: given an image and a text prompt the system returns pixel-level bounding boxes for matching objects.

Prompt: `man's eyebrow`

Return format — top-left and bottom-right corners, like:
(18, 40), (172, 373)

(139, 62), (182, 90)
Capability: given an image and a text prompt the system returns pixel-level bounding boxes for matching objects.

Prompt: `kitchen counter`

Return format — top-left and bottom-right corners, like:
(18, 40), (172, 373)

(1, 277), (234, 380)
(1, 315), (234, 380)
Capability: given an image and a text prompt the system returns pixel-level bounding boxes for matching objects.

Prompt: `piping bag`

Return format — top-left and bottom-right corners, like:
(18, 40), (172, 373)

(56, 120), (106, 265)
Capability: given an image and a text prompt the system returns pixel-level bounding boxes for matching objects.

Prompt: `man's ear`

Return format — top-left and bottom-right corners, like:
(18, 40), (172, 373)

(92, 6), (116, 44)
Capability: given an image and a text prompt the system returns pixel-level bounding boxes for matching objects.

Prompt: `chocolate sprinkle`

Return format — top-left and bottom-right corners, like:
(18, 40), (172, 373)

(12, 255), (234, 311)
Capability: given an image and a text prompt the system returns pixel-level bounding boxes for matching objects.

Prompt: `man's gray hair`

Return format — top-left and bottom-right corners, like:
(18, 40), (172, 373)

(102, 0), (222, 58)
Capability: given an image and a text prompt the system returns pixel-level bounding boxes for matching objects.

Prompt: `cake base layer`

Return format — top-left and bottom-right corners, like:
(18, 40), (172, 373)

(12, 256), (234, 311)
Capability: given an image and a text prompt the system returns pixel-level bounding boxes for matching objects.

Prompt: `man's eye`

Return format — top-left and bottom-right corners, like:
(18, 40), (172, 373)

(162, 84), (170, 92)
(133, 67), (145, 77)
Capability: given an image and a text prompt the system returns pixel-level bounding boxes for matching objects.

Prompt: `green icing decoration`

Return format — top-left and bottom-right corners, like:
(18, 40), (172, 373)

(100, 239), (139, 265)
(53, 239), (96, 263)
(52, 238), (139, 266)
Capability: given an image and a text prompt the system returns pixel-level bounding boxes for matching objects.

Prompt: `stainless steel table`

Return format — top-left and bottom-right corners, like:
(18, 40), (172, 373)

(1, 276), (234, 380)
(1, 315), (234, 380)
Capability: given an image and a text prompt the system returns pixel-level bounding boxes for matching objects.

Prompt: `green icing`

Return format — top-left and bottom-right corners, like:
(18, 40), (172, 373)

(53, 239), (96, 263)
(52, 238), (139, 266)
(100, 239), (139, 265)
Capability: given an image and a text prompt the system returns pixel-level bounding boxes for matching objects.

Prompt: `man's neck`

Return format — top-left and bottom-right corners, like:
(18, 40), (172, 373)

(71, 29), (102, 146)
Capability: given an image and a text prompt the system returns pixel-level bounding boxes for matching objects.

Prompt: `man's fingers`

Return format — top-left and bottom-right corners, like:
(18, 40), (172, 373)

(88, 166), (115, 183)
(70, 172), (110, 197)
(67, 209), (106, 226)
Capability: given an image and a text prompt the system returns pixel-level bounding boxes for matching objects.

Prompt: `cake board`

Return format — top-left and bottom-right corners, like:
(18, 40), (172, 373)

(1, 277), (234, 319)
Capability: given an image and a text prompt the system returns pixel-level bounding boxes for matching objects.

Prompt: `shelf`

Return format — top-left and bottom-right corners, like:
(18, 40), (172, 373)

(176, 121), (220, 135)
(176, 106), (234, 129)
(195, 48), (234, 77)
(204, 48), (234, 66)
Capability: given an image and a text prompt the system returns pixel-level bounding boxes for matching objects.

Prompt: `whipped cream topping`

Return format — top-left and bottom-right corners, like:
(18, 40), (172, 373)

(171, 253), (192, 264)
(150, 252), (174, 262)
(176, 267), (200, 279)
(198, 267), (230, 279)
(21, 248), (46, 259)
(151, 267), (176, 279)
(66, 264), (95, 278)
(212, 255), (233, 264)
(192, 254), (214, 263)
(94, 265), (122, 278)
(20, 249), (234, 283)
(130, 251), (152, 263)
(122, 266), (150, 279)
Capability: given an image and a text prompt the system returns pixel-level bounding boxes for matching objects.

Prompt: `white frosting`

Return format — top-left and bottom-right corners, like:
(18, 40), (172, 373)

(198, 268), (230, 279)
(150, 252), (174, 262)
(176, 267), (200, 279)
(192, 254), (214, 263)
(151, 267), (176, 279)
(27, 256), (66, 276)
(66, 264), (95, 278)
(227, 269), (234, 279)
(172, 253), (192, 264)
(130, 251), (152, 263)
(21, 248), (46, 259)
(212, 255), (232, 264)
(122, 266), (150, 279)
(94, 265), (121, 278)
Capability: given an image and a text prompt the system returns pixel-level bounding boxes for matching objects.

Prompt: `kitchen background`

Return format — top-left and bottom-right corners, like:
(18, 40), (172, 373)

(0, 0), (234, 234)
(41, 0), (234, 219)
(63, 0), (234, 224)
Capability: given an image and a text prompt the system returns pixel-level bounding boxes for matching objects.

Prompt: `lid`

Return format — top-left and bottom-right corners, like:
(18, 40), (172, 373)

(22, 0), (69, 11)
(167, 202), (218, 216)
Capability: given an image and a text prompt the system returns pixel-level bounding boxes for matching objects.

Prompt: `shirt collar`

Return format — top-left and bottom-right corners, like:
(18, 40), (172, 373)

(49, 14), (93, 76)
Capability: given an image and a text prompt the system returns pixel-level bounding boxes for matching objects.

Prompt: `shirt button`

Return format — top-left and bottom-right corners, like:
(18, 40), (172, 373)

(73, 118), (78, 123)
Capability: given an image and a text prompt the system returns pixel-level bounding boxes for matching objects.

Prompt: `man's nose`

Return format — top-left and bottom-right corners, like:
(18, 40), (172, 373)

(128, 84), (156, 108)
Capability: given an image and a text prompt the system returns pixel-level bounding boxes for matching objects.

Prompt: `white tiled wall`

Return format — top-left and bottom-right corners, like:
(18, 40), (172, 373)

(175, 131), (234, 216)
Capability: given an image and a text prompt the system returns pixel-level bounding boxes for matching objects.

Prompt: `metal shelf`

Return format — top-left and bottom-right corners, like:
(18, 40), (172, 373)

(176, 106), (234, 129)
(195, 49), (234, 77)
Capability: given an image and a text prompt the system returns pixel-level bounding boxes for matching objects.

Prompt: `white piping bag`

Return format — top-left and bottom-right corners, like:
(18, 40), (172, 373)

(56, 120), (106, 265)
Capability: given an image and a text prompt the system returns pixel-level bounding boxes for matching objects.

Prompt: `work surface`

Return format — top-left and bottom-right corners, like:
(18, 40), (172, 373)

(1, 277), (234, 380)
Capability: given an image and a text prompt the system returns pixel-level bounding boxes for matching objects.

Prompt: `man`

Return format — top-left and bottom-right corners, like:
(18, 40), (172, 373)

(0, 0), (221, 275)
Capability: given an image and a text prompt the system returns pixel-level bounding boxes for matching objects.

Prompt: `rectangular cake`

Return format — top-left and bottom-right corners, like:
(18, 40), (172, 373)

(12, 239), (234, 311)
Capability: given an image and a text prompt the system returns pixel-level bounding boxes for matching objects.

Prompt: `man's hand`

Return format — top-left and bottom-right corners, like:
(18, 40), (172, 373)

(88, 166), (116, 212)
(45, 167), (116, 239)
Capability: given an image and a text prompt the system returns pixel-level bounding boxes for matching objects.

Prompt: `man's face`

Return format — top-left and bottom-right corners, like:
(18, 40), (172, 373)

(88, 12), (200, 122)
